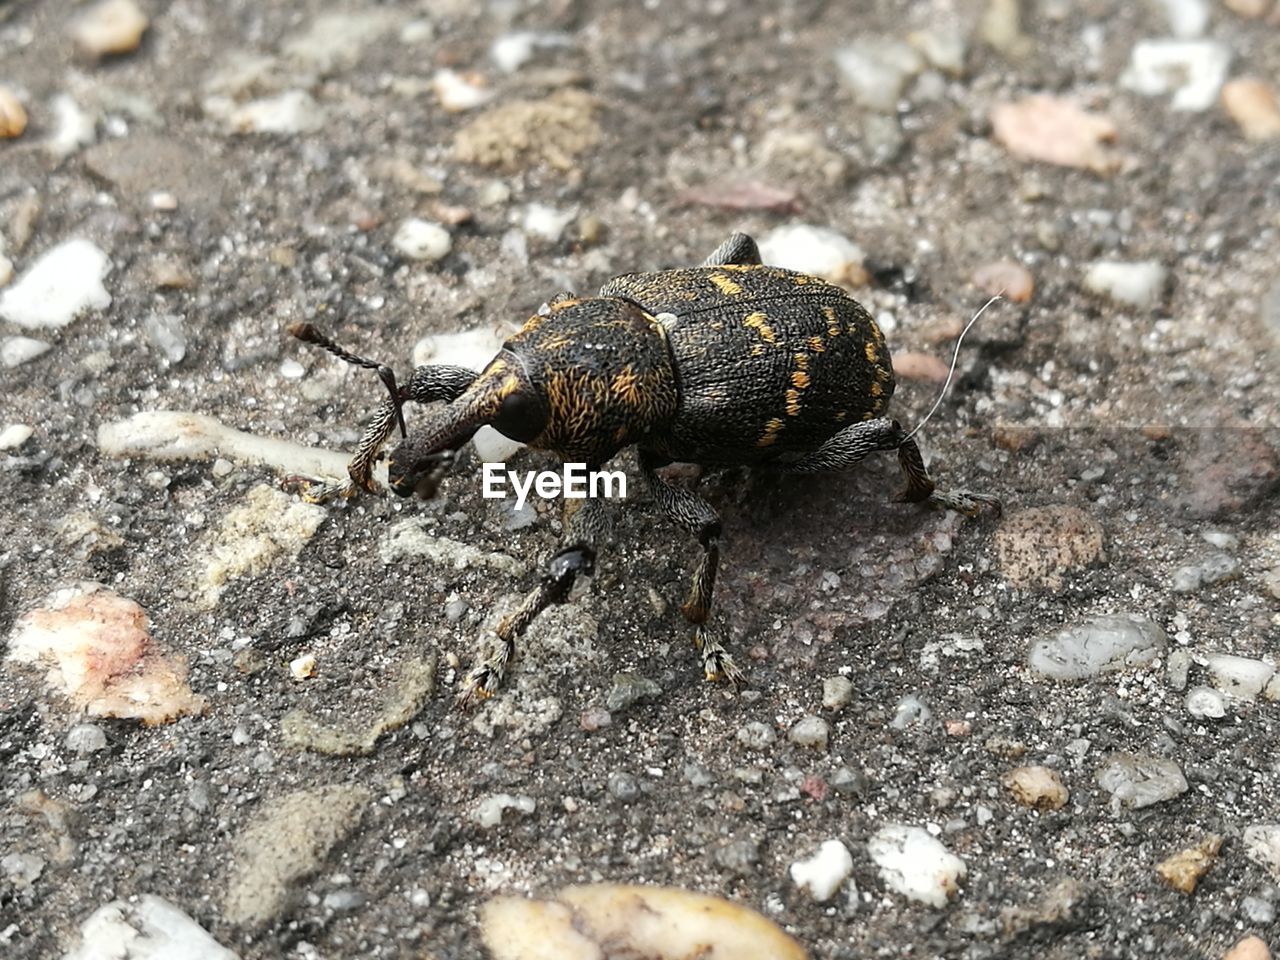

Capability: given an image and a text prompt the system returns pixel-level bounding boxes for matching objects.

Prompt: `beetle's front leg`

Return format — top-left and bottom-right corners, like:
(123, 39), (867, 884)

(640, 452), (744, 687)
(458, 496), (607, 706)
(287, 363), (478, 503)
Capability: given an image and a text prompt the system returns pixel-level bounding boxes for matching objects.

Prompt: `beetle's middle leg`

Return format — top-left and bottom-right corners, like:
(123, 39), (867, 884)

(457, 496), (607, 706)
(640, 452), (744, 686)
(783, 418), (1000, 515)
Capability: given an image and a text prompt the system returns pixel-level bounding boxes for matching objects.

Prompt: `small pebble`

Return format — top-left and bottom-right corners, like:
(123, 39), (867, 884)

(211, 458), (234, 478)
(715, 837), (760, 875)
(0, 424), (33, 451)
(65, 723), (108, 754)
(522, 203), (576, 242)
(907, 27), (967, 76)
(227, 91), (325, 135)
(0, 87), (27, 138)
(1241, 896), (1275, 924)
(69, 0), (149, 59)
(1204, 653), (1275, 701)
(145, 313), (187, 365)
(0, 239), (112, 329)
(444, 597), (470, 623)
(1167, 649), (1192, 690)
(607, 772), (640, 803)
(1156, 834), (1222, 893)
(822, 675), (853, 711)
(490, 31), (571, 73)
(432, 69), (493, 112)
(605, 673), (661, 713)
(972, 260), (1034, 302)
(392, 218), (452, 262)
(829, 766), (868, 795)
(1002, 765), (1069, 810)
(2, 853), (45, 887)
(789, 839), (853, 902)
(1096, 752), (1188, 809)
(1157, 0), (1210, 36)
(867, 825), (966, 908)
(757, 225), (865, 286)
(1223, 0), (1272, 15)
(1185, 686), (1227, 719)
(1083, 260), (1167, 309)
(1172, 553), (1241, 592)
(322, 889), (365, 913)
(833, 39), (923, 112)
(1223, 935), (1271, 960)
(890, 694), (931, 730)
(149, 191), (178, 211)
(737, 722), (777, 749)
(1120, 40), (1231, 112)
(990, 96), (1119, 173)
(289, 654), (316, 680)
(788, 715), (830, 750)
(1222, 78), (1280, 141)
(47, 94), (96, 157)
(472, 793), (536, 827)
(580, 706), (611, 731)
(1028, 615), (1166, 680)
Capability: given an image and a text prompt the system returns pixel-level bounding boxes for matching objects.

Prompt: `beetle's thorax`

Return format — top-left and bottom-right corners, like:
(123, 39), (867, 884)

(505, 296), (678, 464)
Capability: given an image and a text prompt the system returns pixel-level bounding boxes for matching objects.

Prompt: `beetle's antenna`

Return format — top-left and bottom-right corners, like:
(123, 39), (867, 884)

(288, 322), (407, 439)
(901, 293), (1002, 444)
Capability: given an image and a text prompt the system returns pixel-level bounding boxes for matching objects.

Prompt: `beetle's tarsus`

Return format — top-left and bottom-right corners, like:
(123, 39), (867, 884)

(695, 626), (743, 686)
(926, 490), (1003, 517)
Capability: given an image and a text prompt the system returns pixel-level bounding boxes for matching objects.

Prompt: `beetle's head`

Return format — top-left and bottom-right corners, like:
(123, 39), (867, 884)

(387, 348), (546, 497)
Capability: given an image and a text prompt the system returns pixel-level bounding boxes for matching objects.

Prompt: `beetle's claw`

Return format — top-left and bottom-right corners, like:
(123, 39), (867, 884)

(694, 626), (744, 687)
(927, 489), (1002, 517)
(281, 474), (359, 504)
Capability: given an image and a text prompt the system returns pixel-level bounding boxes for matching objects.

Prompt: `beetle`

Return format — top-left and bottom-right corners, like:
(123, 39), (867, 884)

(288, 232), (998, 705)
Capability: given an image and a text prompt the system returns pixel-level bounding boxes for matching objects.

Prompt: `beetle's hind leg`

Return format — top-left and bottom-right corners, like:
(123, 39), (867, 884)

(702, 232), (762, 267)
(782, 417), (1000, 515)
(458, 497), (607, 707)
(641, 453), (744, 687)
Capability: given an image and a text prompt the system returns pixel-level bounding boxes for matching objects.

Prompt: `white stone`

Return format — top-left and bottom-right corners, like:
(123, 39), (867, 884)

(0, 254), (12, 286)
(432, 69), (493, 112)
(1184, 685), (1226, 719)
(379, 520), (522, 575)
(97, 410), (360, 482)
(1096, 753), (1188, 809)
(890, 693), (932, 730)
(1028, 614), (1166, 680)
(1, 336), (50, 367)
(47, 94), (96, 157)
(789, 839), (853, 902)
(472, 793), (536, 828)
(1083, 260), (1167, 309)
(1120, 40), (1230, 111)
(867, 825), (966, 907)
(226, 91), (325, 134)
(0, 424), (32, 450)
(392, 218), (452, 261)
(1157, 0), (1211, 36)
(281, 10), (402, 74)
(289, 654), (316, 680)
(0, 239), (112, 329)
(64, 894), (239, 960)
(908, 28), (967, 76)
(822, 675), (854, 710)
(522, 203), (576, 242)
(1244, 824), (1280, 881)
(490, 31), (572, 73)
(1204, 653), (1275, 701)
(788, 715), (830, 749)
(833, 39), (924, 112)
(758, 225), (864, 285)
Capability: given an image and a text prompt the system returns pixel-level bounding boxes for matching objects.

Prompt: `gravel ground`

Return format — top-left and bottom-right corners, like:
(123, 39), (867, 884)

(2, 1), (1279, 958)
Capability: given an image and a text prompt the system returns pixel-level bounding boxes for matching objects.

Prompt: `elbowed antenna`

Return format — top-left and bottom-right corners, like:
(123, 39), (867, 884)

(288, 322), (407, 439)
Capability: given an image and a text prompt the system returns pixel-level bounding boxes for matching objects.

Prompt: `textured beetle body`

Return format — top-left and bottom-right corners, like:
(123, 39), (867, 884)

(601, 265), (894, 466)
(289, 232), (997, 704)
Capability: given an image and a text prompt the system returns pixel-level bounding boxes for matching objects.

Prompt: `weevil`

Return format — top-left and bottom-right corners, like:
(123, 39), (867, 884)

(287, 233), (999, 705)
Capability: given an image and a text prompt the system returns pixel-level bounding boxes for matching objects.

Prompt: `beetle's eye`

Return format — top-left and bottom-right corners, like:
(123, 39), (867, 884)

(491, 389), (547, 442)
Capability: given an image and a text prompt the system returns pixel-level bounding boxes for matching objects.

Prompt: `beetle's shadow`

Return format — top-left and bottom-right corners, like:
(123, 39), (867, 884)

(698, 458), (968, 660)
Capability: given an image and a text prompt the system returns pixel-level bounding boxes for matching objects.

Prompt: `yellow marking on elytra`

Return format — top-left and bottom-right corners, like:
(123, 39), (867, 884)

(717, 264), (759, 272)
(750, 343), (765, 357)
(822, 306), (841, 337)
(870, 381), (883, 397)
(757, 417), (784, 447)
(808, 336), (826, 353)
(710, 274), (744, 296)
(743, 311), (776, 343)
(794, 352), (809, 371)
(876, 366), (892, 382)
(865, 341), (879, 364)
(791, 370), (811, 390)
(835, 410), (848, 423)
(785, 389), (802, 416)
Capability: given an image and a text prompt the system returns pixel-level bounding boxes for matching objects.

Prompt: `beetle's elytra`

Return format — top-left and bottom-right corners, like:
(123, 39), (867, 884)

(288, 232), (999, 704)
